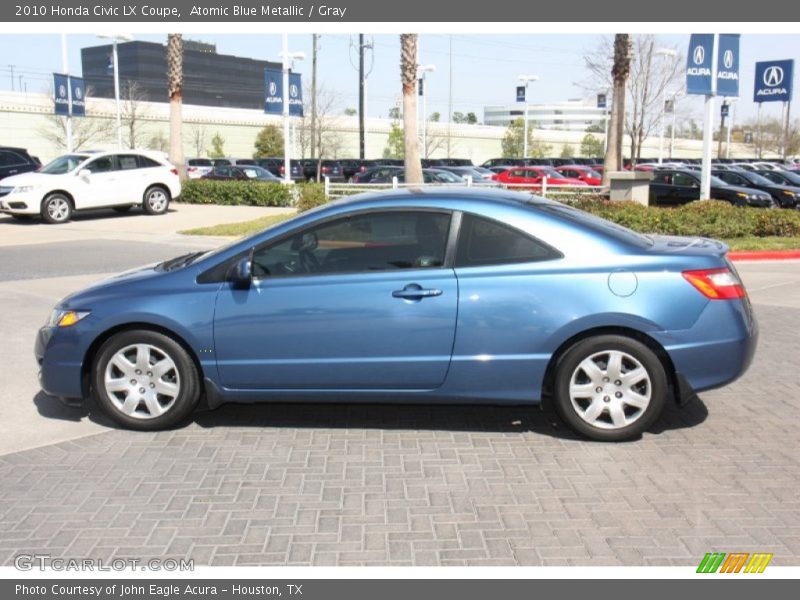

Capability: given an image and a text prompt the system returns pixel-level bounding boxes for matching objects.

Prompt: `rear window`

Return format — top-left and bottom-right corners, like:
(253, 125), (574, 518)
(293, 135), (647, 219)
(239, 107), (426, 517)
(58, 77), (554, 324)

(188, 159), (212, 166)
(539, 203), (654, 248)
(456, 213), (561, 267)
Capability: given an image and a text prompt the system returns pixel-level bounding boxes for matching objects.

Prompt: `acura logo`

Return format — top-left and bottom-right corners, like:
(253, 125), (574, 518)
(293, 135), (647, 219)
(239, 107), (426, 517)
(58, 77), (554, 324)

(290, 84), (298, 98)
(764, 66), (784, 87)
(693, 45), (705, 65)
(268, 81), (277, 96)
(74, 87), (82, 100)
(723, 50), (734, 69)
(58, 84), (66, 97)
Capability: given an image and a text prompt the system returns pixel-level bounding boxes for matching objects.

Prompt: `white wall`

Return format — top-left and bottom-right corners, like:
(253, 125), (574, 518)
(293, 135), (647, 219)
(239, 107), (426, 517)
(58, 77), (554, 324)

(0, 91), (757, 165)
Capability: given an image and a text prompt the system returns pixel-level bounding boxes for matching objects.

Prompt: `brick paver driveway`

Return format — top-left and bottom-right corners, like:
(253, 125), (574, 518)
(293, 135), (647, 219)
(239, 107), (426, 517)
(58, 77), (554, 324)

(1, 264), (798, 567)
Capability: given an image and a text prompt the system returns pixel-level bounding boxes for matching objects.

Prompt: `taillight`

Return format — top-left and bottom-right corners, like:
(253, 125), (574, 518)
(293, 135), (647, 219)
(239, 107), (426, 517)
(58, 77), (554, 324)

(170, 168), (178, 176)
(682, 268), (747, 300)
(279, 165), (285, 173)
(322, 166), (330, 173)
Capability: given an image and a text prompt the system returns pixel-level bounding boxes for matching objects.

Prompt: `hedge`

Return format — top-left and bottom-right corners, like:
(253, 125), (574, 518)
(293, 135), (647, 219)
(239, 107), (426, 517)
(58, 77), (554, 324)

(566, 198), (800, 239)
(179, 180), (326, 209)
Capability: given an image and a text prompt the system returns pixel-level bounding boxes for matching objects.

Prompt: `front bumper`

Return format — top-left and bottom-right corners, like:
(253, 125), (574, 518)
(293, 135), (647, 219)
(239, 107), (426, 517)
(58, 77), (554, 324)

(35, 325), (84, 399)
(0, 191), (40, 215)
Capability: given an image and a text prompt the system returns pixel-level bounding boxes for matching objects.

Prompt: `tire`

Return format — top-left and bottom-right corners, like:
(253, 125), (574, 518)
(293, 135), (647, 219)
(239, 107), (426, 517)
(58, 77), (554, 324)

(552, 334), (668, 442)
(41, 193), (72, 224)
(142, 185), (170, 215)
(113, 205), (133, 213)
(91, 330), (200, 431)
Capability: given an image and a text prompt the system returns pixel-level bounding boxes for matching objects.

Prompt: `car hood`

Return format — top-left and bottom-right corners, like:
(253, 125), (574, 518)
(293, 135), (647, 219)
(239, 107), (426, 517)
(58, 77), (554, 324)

(0, 172), (45, 187)
(712, 183), (769, 197)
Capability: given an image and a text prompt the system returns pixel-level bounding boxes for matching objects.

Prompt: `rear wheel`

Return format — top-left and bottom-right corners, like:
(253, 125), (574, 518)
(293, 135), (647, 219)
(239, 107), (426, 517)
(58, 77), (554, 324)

(142, 186), (170, 215)
(553, 335), (668, 442)
(92, 330), (200, 430)
(41, 193), (72, 224)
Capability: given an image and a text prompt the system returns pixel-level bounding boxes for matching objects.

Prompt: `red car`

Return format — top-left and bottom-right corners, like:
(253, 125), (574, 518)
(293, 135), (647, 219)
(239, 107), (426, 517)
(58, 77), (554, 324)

(555, 165), (603, 186)
(492, 166), (587, 188)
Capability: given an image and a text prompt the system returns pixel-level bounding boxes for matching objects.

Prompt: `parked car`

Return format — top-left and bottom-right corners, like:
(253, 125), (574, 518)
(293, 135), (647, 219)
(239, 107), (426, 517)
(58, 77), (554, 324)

(278, 159), (305, 182)
(712, 169), (799, 209)
(482, 158), (520, 168)
(337, 159), (370, 181)
(352, 165), (403, 184)
(754, 168), (800, 192)
(556, 165), (603, 186)
(0, 150), (180, 223)
(299, 159), (345, 182)
(203, 165), (281, 182)
(35, 188), (757, 441)
(185, 158), (214, 179)
(437, 166), (495, 182)
(253, 157), (283, 177)
(649, 169), (773, 208)
(492, 166), (587, 188)
(371, 168), (463, 184)
(0, 146), (41, 180)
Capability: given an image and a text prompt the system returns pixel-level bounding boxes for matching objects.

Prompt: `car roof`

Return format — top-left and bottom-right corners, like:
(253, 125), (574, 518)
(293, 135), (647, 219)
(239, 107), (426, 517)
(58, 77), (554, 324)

(326, 186), (555, 211)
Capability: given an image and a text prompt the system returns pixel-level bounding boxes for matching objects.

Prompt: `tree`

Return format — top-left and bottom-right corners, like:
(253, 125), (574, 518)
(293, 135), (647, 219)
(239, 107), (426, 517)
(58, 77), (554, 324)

(120, 80), (150, 149)
(147, 131), (169, 153)
(466, 112), (477, 124)
(422, 121), (447, 159)
(388, 106), (401, 120)
(209, 133), (225, 158)
(167, 33), (185, 177)
(602, 34), (631, 186)
(343, 107), (357, 116)
(559, 144), (573, 159)
(188, 124), (207, 157)
(253, 124), (284, 158)
(585, 123), (605, 133)
(452, 111), (466, 123)
(580, 134), (604, 157)
(400, 34), (422, 184)
(585, 34), (682, 163)
(430, 111), (441, 122)
(294, 83), (346, 179)
(39, 86), (114, 151)
(383, 122), (404, 158)
(744, 117), (800, 157)
(501, 118), (551, 158)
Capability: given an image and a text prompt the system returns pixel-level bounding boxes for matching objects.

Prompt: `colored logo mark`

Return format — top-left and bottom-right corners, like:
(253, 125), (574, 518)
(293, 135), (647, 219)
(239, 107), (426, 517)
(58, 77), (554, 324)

(696, 552), (773, 573)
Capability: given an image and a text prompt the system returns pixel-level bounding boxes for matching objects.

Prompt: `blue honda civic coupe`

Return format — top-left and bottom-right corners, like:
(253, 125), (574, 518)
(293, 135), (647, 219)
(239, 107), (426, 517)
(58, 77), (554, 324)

(35, 189), (757, 441)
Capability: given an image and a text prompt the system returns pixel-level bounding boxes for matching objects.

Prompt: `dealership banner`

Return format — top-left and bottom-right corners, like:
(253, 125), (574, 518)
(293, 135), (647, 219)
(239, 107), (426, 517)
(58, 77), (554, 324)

(754, 59), (794, 103)
(69, 76), (86, 117)
(686, 34), (714, 96)
(52, 73), (70, 116)
(53, 73), (86, 117)
(715, 34), (740, 97)
(264, 69), (303, 117)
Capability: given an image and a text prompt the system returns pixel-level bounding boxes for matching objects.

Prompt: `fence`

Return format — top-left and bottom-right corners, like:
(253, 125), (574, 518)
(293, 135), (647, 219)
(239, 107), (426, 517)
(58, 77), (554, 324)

(324, 176), (605, 201)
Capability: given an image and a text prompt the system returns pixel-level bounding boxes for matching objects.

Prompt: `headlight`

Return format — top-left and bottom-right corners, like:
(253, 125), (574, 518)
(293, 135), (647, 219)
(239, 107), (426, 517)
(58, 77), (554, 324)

(782, 190), (797, 197)
(48, 309), (91, 328)
(12, 185), (35, 194)
(736, 192), (748, 199)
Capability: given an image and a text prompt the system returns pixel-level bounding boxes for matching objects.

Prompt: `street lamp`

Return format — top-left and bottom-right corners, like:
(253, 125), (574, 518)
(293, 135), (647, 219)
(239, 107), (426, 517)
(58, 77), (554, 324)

(666, 90), (683, 159)
(654, 48), (677, 164)
(518, 74), (539, 159)
(279, 35), (305, 184)
(417, 64), (436, 158)
(98, 34), (133, 150)
(725, 97), (739, 159)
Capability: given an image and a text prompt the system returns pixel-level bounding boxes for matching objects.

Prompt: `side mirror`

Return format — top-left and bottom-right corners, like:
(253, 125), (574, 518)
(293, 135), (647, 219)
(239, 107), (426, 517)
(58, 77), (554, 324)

(228, 257), (252, 288)
(78, 169), (91, 181)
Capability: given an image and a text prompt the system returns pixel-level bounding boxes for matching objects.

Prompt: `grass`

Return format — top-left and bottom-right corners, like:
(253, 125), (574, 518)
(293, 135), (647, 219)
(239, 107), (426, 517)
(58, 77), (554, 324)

(180, 212), (295, 237)
(179, 212), (800, 253)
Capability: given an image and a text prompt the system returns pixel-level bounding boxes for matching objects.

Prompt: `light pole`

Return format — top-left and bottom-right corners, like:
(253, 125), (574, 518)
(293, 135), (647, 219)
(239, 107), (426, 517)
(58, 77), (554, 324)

(279, 34), (305, 184)
(667, 90), (682, 159)
(518, 75), (538, 159)
(725, 97), (739, 159)
(655, 48), (677, 164)
(417, 64), (436, 158)
(60, 34), (72, 152)
(98, 34), (133, 149)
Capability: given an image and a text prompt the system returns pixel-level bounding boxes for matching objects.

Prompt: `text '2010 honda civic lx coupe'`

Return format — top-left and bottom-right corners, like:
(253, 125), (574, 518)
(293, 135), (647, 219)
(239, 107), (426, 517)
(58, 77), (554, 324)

(35, 189), (757, 441)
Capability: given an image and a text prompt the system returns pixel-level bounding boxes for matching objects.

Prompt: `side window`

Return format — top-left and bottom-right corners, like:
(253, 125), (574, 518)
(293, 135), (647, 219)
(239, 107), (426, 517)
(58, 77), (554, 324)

(652, 172), (671, 185)
(251, 211), (451, 278)
(85, 156), (114, 173)
(117, 155), (140, 170)
(455, 213), (560, 267)
(138, 156), (161, 168)
(672, 173), (697, 187)
(0, 151), (25, 167)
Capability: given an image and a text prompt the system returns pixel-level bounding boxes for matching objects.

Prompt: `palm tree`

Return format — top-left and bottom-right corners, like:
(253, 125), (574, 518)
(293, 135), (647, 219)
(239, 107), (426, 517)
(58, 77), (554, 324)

(602, 34), (631, 187)
(167, 34), (185, 178)
(400, 34), (423, 184)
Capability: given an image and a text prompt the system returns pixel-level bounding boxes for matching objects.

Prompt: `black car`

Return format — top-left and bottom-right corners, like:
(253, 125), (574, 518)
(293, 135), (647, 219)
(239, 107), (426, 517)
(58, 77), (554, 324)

(298, 159), (345, 182)
(370, 168), (463, 184)
(202, 165), (281, 182)
(337, 159), (372, 180)
(0, 146), (40, 180)
(713, 169), (800, 209)
(481, 158), (521, 168)
(754, 168), (800, 194)
(352, 165), (404, 184)
(649, 169), (774, 208)
(253, 157), (283, 176)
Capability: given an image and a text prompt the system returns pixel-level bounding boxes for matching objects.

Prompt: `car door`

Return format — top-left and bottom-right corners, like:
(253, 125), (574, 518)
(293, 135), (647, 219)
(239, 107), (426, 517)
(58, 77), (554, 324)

(669, 172), (701, 205)
(213, 209), (458, 390)
(716, 171), (748, 188)
(114, 154), (148, 204)
(75, 155), (120, 209)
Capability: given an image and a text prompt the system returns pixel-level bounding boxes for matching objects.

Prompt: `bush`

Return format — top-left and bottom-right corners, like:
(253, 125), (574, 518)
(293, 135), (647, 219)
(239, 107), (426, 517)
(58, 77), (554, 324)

(295, 183), (329, 212)
(180, 180), (294, 207)
(565, 198), (800, 239)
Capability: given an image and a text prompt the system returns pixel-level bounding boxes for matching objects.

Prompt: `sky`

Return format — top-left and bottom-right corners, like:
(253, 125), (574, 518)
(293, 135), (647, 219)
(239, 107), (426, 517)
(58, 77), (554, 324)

(0, 33), (797, 126)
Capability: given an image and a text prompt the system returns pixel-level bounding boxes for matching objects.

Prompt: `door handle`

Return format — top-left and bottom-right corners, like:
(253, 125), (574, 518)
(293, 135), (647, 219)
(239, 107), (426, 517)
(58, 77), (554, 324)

(392, 285), (442, 300)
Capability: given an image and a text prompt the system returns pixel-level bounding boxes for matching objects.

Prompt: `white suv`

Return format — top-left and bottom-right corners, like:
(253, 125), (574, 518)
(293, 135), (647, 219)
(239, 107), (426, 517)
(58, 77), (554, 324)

(0, 150), (181, 224)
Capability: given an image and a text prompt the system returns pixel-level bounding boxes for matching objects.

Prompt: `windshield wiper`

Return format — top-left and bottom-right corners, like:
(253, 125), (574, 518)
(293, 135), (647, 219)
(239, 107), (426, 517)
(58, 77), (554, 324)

(156, 251), (206, 272)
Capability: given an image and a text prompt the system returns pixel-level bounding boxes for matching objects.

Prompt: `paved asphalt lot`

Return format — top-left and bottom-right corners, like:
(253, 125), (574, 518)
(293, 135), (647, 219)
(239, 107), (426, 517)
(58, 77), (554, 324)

(0, 206), (799, 566)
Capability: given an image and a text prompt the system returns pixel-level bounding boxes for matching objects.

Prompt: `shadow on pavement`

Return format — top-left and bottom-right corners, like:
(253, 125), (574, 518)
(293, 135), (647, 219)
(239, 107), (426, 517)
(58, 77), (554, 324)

(33, 390), (709, 442)
(0, 207), (177, 226)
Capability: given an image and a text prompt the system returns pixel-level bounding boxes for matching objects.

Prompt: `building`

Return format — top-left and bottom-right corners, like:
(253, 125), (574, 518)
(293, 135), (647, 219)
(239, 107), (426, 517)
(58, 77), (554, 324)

(81, 40), (283, 110)
(483, 99), (607, 131)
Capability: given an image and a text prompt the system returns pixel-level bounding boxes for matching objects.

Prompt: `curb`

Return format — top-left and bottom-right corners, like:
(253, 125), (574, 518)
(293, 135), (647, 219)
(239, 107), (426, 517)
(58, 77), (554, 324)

(728, 250), (800, 261)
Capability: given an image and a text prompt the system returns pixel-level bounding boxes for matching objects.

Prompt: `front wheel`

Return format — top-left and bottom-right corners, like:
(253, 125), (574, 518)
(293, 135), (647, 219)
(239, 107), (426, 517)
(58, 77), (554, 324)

(553, 335), (668, 442)
(142, 186), (170, 215)
(92, 330), (200, 430)
(41, 193), (72, 224)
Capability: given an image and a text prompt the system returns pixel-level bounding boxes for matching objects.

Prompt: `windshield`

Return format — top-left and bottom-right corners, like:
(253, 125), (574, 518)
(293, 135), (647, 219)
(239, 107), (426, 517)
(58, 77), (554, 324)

(40, 154), (87, 174)
(586, 170), (601, 178)
(740, 171), (776, 186)
(243, 166), (271, 178)
(710, 175), (728, 187)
